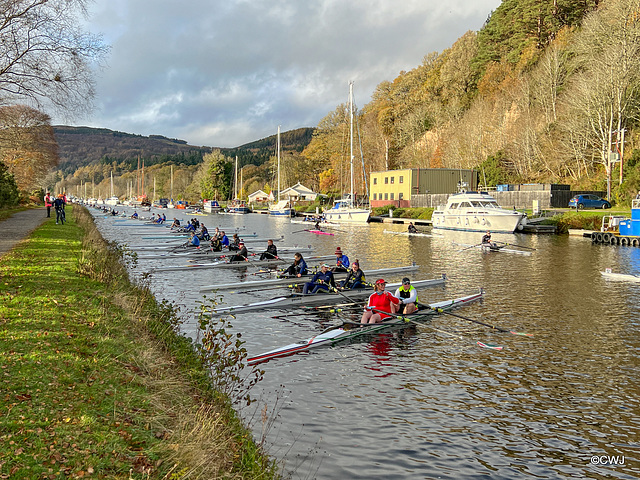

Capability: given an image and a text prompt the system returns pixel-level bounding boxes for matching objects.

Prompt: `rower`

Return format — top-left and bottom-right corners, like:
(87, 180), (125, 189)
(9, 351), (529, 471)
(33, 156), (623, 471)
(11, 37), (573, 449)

(408, 222), (418, 233)
(333, 247), (350, 272)
(228, 233), (240, 251)
(170, 217), (179, 228)
(339, 260), (365, 290)
(481, 230), (499, 249)
(393, 277), (418, 314)
(131, 211), (138, 219)
(302, 264), (335, 294)
(259, 239), (278, 260)
(220, 231), (230, 249)
(280, 252), (307, 278)
(186, 231), (200, 248)
(200, 224), (210, 240)
(361, 279), (400, 324)
(229, 241), (248, 262)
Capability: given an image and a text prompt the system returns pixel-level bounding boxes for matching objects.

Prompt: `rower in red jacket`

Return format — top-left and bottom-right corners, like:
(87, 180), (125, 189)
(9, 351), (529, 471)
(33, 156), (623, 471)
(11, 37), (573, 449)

(361, 278), (400, 324)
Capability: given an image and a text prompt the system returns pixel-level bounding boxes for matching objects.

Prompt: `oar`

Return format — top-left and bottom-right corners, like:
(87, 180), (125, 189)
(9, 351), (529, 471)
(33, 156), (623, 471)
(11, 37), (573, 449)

(291, 229), (310, 234)
(227, 283), (300, 295)
(494, 241), (537, 251)
(425, 306), (533, 336)
(458, 243), (483, 252)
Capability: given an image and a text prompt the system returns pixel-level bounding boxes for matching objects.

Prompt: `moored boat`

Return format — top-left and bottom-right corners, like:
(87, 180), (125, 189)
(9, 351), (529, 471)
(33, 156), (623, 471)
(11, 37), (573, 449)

(600, 269), (640, 282)
(431, 191), (525, 233)
(246, 289), (483, 365)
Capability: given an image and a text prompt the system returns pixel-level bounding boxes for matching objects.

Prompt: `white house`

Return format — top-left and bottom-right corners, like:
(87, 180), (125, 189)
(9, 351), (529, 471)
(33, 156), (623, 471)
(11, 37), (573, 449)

(279, 183), (318, 201)
(248, 189), (269, 203)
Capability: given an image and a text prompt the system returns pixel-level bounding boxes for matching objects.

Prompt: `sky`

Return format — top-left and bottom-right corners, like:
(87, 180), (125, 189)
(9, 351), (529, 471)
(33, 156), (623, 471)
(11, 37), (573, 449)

(63, 0), (503, 148)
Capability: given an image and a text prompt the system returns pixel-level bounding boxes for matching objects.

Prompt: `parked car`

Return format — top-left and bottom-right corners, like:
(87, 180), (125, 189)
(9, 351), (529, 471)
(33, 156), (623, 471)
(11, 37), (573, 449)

(569, 194), (611, 209)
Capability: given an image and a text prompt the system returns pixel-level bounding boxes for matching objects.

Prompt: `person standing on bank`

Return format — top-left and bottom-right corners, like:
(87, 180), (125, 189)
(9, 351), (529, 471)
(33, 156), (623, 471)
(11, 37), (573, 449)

(44, 192), (53, 218)
(393, 277), (418, 314)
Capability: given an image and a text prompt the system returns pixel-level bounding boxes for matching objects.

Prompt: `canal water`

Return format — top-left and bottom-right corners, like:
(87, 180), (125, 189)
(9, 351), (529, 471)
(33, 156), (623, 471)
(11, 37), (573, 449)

(92, 208), (640, 480)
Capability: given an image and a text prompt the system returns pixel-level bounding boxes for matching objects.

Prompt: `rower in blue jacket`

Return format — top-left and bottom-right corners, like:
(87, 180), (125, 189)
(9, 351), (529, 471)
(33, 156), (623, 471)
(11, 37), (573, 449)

(333, 246), (350, 273)
(302, 264), (335, 294)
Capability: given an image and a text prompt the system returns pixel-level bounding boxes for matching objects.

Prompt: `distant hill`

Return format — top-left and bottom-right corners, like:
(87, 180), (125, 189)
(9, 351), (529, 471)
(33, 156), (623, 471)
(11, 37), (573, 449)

(53, 126), (315, 175)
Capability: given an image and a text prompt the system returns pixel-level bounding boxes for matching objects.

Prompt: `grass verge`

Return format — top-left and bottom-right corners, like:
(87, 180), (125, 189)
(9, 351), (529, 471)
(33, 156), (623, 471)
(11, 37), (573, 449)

(0, 205), (277, 479)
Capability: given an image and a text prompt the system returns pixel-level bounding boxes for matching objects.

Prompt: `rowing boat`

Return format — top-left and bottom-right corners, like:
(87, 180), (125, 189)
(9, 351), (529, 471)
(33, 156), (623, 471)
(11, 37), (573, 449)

(149, 254), (336, 273)
(600, 269), (640, 282)
(212, 276), (446, 314)
(199, 264), (420, 292)
(453, 242), (532, 256)
(383, 229), (443, 238)
(309, 229), (334, 236)
(136, 245), (314, 260)
(246, 289), (483, 365)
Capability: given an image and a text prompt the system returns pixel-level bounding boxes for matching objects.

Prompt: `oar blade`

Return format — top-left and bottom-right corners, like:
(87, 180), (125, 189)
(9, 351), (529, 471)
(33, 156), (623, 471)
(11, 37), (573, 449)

(477, 341), (503, 350)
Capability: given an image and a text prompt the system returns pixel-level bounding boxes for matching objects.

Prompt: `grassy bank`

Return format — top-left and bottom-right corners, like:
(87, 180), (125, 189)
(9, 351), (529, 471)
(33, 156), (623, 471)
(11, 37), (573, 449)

(0, 206), (277, 479)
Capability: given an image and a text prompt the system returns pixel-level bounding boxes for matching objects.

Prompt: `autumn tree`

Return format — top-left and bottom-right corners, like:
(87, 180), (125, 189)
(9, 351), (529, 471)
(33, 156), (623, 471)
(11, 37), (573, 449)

(0, 105), (58, 192)
(0, 0), (108, 117)
(0, 160), (19, 206)
(195, 151), (232, 200)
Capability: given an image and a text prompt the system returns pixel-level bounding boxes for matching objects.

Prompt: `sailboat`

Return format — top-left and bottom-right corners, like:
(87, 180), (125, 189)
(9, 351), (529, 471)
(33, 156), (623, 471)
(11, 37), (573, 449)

(167, 165), (175, 208)
(105, 171), (119, 205)
(226, 156), (250, 214)
(268, 125), (294, 216)
(323, 82), (370, 224)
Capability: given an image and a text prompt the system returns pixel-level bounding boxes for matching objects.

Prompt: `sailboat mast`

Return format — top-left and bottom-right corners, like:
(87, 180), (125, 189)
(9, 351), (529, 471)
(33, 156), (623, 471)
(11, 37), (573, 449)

(277, 125), (281, 202)
(234, 156), (238, 200)
(110, 171), (114, 197)
(349, 81), (354, 206)
(170, 165), (174, 201)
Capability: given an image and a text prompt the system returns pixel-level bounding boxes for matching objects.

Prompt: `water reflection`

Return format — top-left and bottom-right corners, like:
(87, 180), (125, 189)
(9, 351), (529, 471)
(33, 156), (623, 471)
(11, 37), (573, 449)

(92, 208), (640, 479)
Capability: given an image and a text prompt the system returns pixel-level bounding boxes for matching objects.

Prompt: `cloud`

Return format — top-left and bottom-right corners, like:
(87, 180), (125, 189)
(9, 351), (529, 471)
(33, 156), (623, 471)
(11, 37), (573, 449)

(68, 0), (501, 147)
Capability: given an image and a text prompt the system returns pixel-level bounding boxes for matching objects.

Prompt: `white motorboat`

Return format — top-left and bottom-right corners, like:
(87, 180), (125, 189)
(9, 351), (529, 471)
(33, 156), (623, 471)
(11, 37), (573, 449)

(431, 191), (525, 233)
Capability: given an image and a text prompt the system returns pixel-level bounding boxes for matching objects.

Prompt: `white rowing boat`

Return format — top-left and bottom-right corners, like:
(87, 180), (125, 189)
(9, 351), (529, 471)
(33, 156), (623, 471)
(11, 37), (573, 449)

(453, 242), (532, 256)
(246, 289), (483, 365)
(383, 229), (443, 238)
(149, 254), (336, 273)
(136, 245), (314, 260)
(200, 264), (420, 292)
(600, 269), (640, 282)
(212, 276), (446, 314)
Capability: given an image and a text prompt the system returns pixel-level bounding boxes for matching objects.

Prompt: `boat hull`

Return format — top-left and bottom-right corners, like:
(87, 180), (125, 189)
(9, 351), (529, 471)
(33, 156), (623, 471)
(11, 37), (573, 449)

(247, 290), (483, 365)
(323, 208), (370, 224)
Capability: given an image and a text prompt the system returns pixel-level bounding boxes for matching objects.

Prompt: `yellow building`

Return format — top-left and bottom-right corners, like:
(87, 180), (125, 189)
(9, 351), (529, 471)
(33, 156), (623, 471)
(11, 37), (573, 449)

(370, 168), (477, 207)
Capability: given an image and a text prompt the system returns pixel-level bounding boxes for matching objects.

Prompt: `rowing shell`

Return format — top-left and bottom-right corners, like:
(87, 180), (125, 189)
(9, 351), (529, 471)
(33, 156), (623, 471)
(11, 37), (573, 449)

(246, 289), (483, 365)
(453, 242), (532, 256)
(383, 229), (443, 238)
(600, 270), (640, 282)
(200, 264), (420, 292)
(149, 254), (335, 273)
(309, 229), (334, 236)
(213, 276), (446, 314)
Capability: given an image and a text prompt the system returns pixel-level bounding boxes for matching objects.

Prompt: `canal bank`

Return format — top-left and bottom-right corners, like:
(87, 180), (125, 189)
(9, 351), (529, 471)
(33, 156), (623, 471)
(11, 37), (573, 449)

(0, 206), (277, 479)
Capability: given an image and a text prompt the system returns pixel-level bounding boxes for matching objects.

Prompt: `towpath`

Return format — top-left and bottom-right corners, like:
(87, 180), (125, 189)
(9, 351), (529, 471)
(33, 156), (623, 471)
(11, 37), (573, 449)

(0, 207), (48, 258)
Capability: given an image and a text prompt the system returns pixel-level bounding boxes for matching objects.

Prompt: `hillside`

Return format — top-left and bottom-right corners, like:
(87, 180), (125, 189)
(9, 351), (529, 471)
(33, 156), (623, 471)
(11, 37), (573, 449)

(53, 126), (315, 175)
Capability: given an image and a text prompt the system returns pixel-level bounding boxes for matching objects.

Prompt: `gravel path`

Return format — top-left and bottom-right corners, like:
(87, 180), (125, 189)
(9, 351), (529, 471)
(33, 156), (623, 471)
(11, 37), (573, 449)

(0, 207), (49, 258)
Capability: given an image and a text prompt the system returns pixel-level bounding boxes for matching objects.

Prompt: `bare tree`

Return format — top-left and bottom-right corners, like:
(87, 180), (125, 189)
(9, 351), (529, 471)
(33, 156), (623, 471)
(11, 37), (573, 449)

(0, 0), (108, 117)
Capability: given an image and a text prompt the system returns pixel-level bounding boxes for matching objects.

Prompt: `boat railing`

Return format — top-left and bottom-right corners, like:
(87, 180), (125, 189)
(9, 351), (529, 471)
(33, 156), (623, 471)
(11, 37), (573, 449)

(633, 199), (640, 210)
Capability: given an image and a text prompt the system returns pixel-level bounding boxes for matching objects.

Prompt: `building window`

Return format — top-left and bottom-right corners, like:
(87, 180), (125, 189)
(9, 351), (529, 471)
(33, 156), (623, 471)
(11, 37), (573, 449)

(372, 193), (377, 200)
(399, 192), (403, 200)
(373, 178), (377, 185)
(384, 193), (388, 200)
(390, 193), (394, 200)
(391, 177), (394, 184)
(384, 177), (388, 184)
(399, 176), (404, 183)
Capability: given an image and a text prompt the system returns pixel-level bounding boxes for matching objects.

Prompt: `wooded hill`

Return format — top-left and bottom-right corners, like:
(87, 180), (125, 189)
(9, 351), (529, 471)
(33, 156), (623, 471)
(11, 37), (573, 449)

(53, 126), (314, 175)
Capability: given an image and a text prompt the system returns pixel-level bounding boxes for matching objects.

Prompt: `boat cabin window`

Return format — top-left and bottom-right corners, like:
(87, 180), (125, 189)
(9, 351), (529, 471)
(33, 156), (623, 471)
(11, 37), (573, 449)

(459, 201), (472, 208)
(471, 201), (483, 207)
(449, 202), (460, 209)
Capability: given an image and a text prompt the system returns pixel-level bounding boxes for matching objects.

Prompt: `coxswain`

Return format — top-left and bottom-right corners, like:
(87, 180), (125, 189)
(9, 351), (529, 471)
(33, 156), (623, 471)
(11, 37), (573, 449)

(333, 247), (350, 272)
(302, 264), (335, 294)
(280, 253), (307, 278)
(408, 222), (418, 233)
(230, 241), (248, 262)
(361, 279), (400, 324)
(393, 277), (418, 314)
(339, 260), (365, 290)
